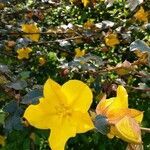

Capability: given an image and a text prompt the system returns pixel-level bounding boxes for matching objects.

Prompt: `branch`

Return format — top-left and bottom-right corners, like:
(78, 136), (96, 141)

(140, 127), (150, 133)
(126, 86), (150, 92)
(7, 32), (71, 35)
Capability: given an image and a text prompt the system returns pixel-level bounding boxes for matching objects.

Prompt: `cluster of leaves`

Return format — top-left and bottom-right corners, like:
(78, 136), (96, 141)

(0, 0), (150, 149)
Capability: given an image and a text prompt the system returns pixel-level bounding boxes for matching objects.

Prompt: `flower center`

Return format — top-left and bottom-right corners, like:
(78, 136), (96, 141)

(56, 104), (72, 118)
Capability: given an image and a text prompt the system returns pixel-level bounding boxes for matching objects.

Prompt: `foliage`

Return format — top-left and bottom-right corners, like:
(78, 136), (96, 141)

(0, 0), (150, 149)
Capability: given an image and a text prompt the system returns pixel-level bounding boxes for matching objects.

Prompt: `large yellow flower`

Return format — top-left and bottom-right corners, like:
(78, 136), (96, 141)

(24, 79), (94, 150)
(21, 23), (40, 42)
(105, 33), (120, 47)
(96, 86), (143, 144)
(17, 47), (32, 59)
(134, 6), (148, 22)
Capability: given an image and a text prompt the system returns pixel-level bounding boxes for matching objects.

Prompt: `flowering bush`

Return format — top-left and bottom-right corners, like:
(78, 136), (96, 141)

(0, 0), (150, 150)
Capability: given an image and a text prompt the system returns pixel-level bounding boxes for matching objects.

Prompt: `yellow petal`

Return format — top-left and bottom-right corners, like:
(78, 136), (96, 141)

(49, 117), (76, 150)
(107, 108), (129, 124)
(115, 116), (142, 144)
(96, 96), (114, 115)
(134, 7), (148, 22)
(106, 86), (128, 115)
(107, 133), (114, 139)
(61, 80), (93, 112)
(116, 85), (128, 108)
(75, 48), (85, 58)
(129, 109), (143, 124)
(24, 98), (61, 129)
(17, 47), (32, 60)
(44, 78), (67, 105)
(106, 109), (143, 125)
(0, 135), (5, 146)
(72, 111), (94, 133)
(107, 126), (116, 139)
(105, 33), (120, 47)
(22, 24), (40, 42)
(82, 0), (90, 7)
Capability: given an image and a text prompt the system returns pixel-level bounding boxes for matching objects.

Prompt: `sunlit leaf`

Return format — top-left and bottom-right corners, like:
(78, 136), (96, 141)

(105, 0), (115, 7)
(127, 0), (143, 11)
(130, 40), (150, 52)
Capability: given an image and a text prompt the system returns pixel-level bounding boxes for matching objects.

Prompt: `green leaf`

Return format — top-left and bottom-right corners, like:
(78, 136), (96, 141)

(19, 71), (30, 80)
(21, 89), (43, 104)
(22, 138), (30, 149)
(130, 39), (150, 52)
(0, 64), (11, 74)
(127, 0), (143, 11)
(6, 80), (27, 90)
(0, 110), (5, 124)
(105, 0), (115, 8)
(3, 101), (24, 132)
(94, 115), (110, 135)
(3, 101), (18, 114)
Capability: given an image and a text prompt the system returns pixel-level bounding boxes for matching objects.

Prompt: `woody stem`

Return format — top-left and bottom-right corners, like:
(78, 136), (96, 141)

(140, 127), (150, 133)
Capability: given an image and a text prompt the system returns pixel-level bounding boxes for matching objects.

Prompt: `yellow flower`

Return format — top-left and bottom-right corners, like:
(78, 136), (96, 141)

(83, 19), (95, 29)
(75, 48), (85, 58)
(96, 86), (143, 144)
(134, 7), (148, 22)
(21, 23), (40, 42)
(0, 135), (5, 146)
(24, 79), (94, 150)
(17, 47), (32, 59)
(82, 0), (90, 7)
(39, 57), (46, 66)
(105, 33), (120, 47)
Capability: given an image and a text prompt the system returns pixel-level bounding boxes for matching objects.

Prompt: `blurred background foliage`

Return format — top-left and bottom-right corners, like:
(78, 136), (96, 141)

(0, 0), (150, 149)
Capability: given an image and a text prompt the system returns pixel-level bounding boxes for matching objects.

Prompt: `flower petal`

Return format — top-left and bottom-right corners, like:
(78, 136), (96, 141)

(49, 117), (76, 150)
(72, 111), (94, 133)
(107, 109), (129, 124)
(96, 96), (114, 115)
(61, 80), (93, 112)
(107, 108), (143, 124)
(129, 109), (143, 124)
(106, 86), (128, 114)
(24, 98), (61, 129)
(115, 116), (142, 144)
(44, 78), (67, 105)
(107, 126), (116, 139)
(116, 85), (128, 108)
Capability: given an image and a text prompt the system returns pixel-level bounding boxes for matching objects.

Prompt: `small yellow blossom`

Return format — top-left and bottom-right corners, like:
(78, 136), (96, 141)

(0, 135), (5, 146)
(82, 0), (90, 7)
(134, 7), (148, 22)
(21, 24), (40, 42)
(96, 86), (143, 144)
(75, 48), (85, 58)
(17, 47), (32, 60)
(84, 19), (95, 29)
(105, 33), (120, 47)
(0, 3), (5, 10)
(39, 57), (46, 66)
(24, 79), (94, 150)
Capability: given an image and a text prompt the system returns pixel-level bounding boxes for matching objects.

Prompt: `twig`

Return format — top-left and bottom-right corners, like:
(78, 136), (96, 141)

(126, 86), (150, 92)
(7, 32), (71, 35)
(140, 127), (150, 133)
